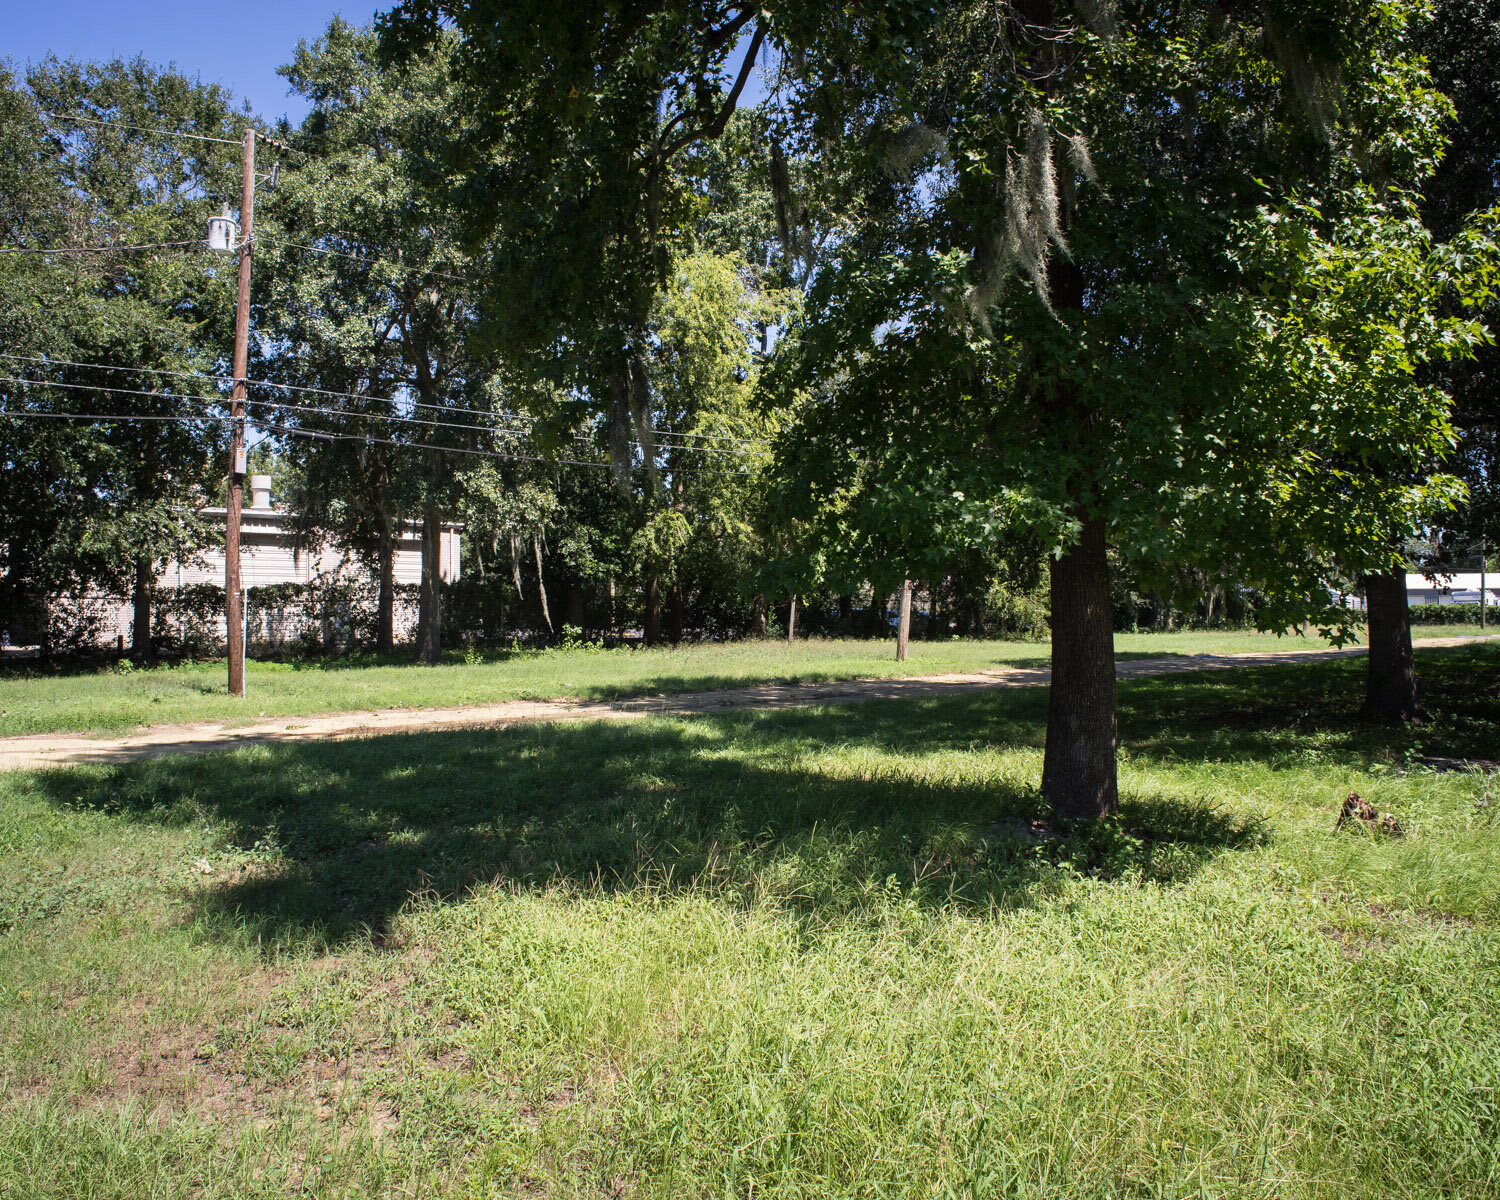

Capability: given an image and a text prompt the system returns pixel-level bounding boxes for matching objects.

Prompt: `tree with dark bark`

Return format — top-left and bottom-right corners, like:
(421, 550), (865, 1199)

(1359, 571), (1424, 722)
(263, 21), (503, 664)
(763, 1), (1492, 820)
(0, 61), (239, 659)
(386, 1), (1493, 821)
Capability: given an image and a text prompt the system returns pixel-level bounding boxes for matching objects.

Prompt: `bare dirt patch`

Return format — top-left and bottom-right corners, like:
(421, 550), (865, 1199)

(8, 951), (430, 1150)
(3, 636), (1491, 773)
(1323, 901), (1477, 959)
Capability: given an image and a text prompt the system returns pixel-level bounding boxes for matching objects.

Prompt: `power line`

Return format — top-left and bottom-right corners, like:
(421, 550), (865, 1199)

(0, 239), (203, 255)
(0, 353), (226, 383)
(0, 398), (757, 474)
(0, 409), (223, 424)
(0, 375), (655, 456)
(0, 375), (222, 403)
(247, 374), (774, 447)
(40, 109), (243, 146)
(0, 374), (531, 439)
(257, 419), (757, 474)
(1, 361), (772, 455)
(253, 419), (620, 469)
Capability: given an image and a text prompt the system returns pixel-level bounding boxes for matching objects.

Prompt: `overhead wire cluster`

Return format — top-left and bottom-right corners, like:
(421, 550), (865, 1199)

(3, 110), (778, 471)
(0, 356), (773, 470)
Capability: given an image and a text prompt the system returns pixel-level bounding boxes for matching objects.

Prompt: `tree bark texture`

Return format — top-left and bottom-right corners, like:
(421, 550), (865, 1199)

(533, 534), (552, 634)
(131, 553), (153, 662)
(896, 579), (912, 661)
(751, 593), (767, 638)
(375, 516), (396, 655)
(1041, 515), (1119, 823)
(668, 582), (684, 644)
(644, 575), (662, 645)
(1360, 571), (1421, 721)
(414, 504), (442, 664)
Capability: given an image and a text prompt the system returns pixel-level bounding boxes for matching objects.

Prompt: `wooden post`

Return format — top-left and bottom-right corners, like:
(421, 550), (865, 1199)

(787, 596), (797, 644)
(1481, 537), (1487, 630)
(224, 127), (254, 698)
(896, 579), (912, 661)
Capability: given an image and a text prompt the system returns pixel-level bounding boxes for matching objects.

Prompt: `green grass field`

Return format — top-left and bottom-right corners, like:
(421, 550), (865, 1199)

(1, 625), (1492, 738)
(1, 642), (1496, 1198)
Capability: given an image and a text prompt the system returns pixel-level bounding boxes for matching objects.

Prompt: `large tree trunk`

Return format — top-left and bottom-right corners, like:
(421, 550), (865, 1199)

(865, 589), (887, 638)
(414, 504), (442, 664)
(131, 553), (154, 663)
(839, 592), (855, 635)
(751, 593), (768, 638)
(1360, 571), (1422, 721)
(644, 575), (662, 646)
(1041, 515), (1119, 824)
(375, 514), (396, 655)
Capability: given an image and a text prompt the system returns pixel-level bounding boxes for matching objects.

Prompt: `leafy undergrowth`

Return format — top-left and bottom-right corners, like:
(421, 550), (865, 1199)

(0, 627), (1489, 738)
(0, 644), (1495, 1198)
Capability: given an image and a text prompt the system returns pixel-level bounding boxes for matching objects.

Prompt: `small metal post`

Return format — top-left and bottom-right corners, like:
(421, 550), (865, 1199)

(896, 579), (912, 661)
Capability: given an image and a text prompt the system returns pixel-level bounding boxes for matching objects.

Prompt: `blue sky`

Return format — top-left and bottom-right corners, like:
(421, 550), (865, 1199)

(7, 4), (776, 122)
(3, 0), (386, 122)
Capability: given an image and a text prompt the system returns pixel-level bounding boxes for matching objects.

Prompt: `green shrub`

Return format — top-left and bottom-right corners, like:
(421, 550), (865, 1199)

(1409, 602), (1489, 625)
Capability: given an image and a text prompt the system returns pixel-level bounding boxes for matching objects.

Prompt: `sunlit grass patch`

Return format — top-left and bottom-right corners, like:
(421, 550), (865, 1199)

(0, 642), (1495, 1197)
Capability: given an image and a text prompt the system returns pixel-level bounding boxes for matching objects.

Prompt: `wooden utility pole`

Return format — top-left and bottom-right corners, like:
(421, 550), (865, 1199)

(225, 128), (254, 698)
(896, 579), (912, 661)
(786, 596), (797, 643)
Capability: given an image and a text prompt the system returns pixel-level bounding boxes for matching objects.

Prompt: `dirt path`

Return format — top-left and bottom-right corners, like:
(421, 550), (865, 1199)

(0, 636), (1489, 773)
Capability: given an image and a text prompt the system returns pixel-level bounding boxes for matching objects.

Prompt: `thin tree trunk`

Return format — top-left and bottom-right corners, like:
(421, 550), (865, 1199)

(36, 594), (51, 661)
(840, 592), (855, 635)
(668, 582), (684, 644)
(131, 553), (153, 663)
(787, 595), (797, 643)
(1041, 515), (1119, 824)
(644, 575), (662, 645)
(510, 534), (525, 601)
(896, 579), (912, 660)
(533, 534), (553, 635)
(751, 593), (767, 638)
(375, 518), (395, 655)
(1360, 571), (1421, 721)
(607, 577), (617, 635)
(414, 504), (442, 664)
(865, 589), (887, 638)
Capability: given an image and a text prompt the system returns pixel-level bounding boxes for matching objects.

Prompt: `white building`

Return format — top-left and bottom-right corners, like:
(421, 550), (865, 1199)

(1403, 572), (1497, 606)
(167, 475), (462, 590)
(99, 475), (461, 646)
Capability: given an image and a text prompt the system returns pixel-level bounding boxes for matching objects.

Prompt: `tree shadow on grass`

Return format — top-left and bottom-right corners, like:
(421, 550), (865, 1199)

(1115, 642), (1500, 766)
(35, 645), (1499, 953)
(30, 677), (1272, 953)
